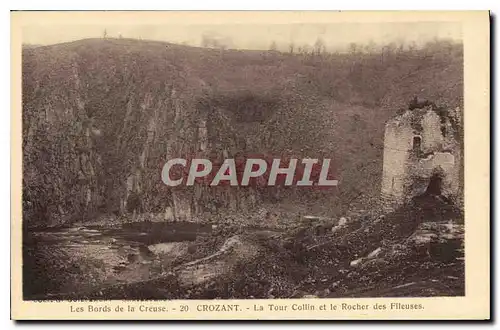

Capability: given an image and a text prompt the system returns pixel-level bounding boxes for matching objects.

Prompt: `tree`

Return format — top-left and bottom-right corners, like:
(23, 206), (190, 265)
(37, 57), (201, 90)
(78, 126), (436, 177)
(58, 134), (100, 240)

(269, 41), (277, 51)
(201, 35), (210, 48)
(364, 40), (377, 53)
(348, 42), (358, 54)
(382, 42), (397, 55)
(314, 38), (326, 55)
(301, 44), (312, 55)
(408, 41), (417, 52)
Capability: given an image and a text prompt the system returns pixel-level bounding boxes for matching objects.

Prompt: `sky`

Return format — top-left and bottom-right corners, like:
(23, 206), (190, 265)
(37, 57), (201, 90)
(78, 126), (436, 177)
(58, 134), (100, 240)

(22, 21), (462, 52)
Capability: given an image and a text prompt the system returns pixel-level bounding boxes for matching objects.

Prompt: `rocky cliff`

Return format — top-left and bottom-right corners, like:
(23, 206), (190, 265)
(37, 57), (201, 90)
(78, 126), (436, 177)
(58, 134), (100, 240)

(22, 38), (463, 227)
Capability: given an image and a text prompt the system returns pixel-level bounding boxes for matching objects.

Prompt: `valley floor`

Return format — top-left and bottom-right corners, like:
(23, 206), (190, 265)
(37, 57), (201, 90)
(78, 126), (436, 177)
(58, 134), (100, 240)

(23, 194), (464, 300)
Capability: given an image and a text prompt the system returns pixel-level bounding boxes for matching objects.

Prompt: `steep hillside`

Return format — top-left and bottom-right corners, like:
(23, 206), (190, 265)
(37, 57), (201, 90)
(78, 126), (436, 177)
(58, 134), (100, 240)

(22, 38), (463, 227)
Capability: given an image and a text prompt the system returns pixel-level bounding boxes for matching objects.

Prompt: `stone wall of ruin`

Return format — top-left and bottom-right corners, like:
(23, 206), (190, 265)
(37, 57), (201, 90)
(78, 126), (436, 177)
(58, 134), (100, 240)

(381, 107), (463, 208)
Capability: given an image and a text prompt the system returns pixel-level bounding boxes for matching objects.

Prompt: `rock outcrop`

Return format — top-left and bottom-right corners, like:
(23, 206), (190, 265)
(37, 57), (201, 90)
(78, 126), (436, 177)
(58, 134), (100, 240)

(22, 38), (464, 227)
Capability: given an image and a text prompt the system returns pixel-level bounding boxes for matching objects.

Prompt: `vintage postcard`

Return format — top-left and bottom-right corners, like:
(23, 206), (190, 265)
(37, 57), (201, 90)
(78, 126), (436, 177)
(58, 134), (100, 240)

(11, 11), (490, 320)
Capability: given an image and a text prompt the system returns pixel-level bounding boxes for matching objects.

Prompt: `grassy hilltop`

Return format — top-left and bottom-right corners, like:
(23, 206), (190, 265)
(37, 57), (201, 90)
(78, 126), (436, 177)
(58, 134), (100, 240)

(22, 38), (463, 226)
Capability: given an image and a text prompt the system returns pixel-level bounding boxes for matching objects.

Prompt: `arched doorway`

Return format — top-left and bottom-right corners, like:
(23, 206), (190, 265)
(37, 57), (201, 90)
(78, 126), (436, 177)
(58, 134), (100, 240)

(425, 172), (444, 196)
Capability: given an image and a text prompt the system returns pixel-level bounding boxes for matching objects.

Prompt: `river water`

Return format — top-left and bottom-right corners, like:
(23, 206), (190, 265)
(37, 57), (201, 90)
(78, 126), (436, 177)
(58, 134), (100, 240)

(23, 222), (212, 299)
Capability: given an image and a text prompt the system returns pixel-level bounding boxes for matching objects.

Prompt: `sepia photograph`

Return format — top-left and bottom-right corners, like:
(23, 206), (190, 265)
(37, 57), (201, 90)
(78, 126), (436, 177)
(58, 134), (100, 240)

(10, 10), (490, 320)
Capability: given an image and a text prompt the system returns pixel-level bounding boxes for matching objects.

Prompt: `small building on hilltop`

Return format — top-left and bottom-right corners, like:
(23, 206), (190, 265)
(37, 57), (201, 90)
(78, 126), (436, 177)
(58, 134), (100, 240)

(381, 102), (463, 209)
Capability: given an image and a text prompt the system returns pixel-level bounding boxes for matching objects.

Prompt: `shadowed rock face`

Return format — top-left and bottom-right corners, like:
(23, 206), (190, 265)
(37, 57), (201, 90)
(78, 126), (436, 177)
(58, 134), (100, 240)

(22, 43), (272, 226)
(21, 40), (327, 226)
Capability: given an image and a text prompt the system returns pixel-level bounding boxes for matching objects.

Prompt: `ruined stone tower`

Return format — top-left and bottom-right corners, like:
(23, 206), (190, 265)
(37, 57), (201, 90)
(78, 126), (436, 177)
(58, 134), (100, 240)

(381, 105), (463, 209)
